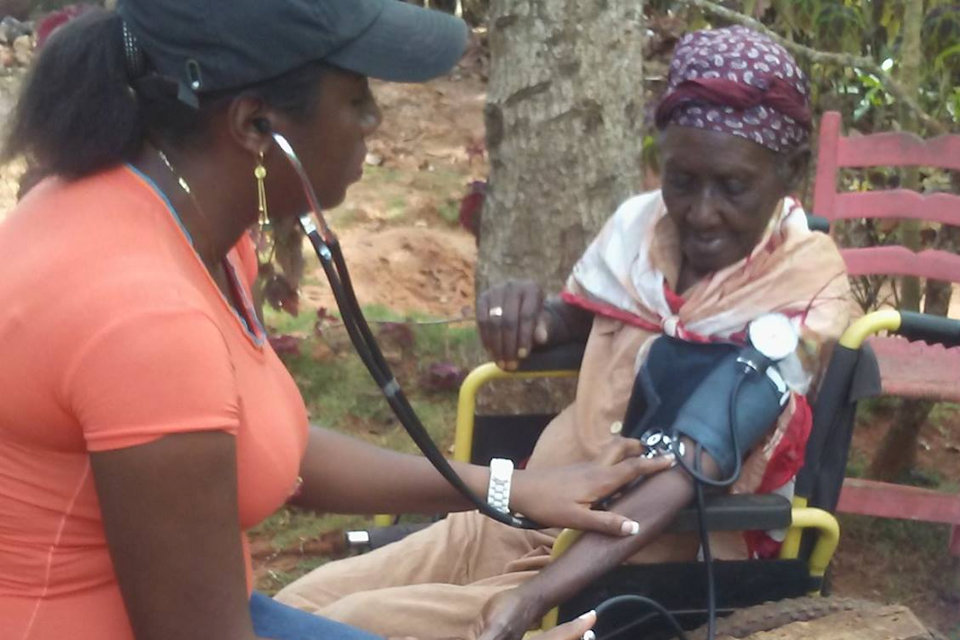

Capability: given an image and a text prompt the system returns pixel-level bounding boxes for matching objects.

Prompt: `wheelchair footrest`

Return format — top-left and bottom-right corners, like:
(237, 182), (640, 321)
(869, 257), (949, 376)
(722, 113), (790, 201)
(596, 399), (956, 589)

(346, 522), (432, 552)
(558, 559), (818, 640)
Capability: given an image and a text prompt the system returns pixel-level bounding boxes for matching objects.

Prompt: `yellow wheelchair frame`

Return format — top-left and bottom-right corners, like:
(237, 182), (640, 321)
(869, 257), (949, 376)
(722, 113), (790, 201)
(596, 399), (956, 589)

(367, 308), (957, 636)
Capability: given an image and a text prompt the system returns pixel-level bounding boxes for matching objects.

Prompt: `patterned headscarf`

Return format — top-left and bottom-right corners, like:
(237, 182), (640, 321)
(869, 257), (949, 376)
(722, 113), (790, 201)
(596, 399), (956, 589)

(655, 26), (811, 152)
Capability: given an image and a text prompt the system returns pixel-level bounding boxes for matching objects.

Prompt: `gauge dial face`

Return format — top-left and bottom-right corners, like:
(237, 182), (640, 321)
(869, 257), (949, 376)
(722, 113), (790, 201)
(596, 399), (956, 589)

(748, 313), (799, 361)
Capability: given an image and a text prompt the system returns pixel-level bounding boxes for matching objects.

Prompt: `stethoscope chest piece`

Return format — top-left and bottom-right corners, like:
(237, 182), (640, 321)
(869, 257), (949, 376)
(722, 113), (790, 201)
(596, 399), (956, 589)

(748, 313), (798, 362)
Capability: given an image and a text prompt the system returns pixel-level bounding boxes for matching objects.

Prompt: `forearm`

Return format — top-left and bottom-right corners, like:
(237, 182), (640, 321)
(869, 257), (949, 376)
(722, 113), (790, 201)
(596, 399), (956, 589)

(518, 468), (695, 610)
(518, 444), (718, 613)
(292, 426), (487, 514)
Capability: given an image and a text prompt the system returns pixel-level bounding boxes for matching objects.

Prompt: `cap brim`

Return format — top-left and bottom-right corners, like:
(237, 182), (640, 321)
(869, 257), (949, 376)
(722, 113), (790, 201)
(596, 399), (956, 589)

(326, 1), (468, 83)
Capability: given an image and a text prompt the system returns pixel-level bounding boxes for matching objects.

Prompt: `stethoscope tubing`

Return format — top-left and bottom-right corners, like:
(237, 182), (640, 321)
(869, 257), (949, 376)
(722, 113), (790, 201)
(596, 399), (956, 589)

(270, 132), (541, 530)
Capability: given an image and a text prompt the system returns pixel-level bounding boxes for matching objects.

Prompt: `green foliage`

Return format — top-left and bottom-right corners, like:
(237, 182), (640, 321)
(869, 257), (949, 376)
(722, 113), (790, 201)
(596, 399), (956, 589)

(660, 1), (956, 135)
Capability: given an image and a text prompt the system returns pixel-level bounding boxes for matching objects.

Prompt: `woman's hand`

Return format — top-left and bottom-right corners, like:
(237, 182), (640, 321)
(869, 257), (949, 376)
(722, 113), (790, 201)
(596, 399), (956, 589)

(477, 281), (595, 370)
(477, 588), (599, 640)
(536, 611), (598, 640)
(475, 588), (545, 640)
(476, 280), (550, 369)
(510, 437), (675, 537)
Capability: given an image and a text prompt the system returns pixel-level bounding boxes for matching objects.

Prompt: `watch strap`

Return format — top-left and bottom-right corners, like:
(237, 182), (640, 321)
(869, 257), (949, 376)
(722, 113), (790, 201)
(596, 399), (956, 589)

(487, 458), (514, 514)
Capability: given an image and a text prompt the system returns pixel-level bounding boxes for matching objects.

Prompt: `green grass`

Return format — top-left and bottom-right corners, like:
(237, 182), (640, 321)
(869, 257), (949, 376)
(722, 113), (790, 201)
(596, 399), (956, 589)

(854, 395), (900, 427)
(283, 318), (480, 453)
(856, 398), (959, 434)
(928, 402), (960, 435)
(263, 305), (317, 336)
(385, 195), (409, 218)
(845, 448), (870, 478)
(438, 197), (461, 225)
(335, 164), (467, 228)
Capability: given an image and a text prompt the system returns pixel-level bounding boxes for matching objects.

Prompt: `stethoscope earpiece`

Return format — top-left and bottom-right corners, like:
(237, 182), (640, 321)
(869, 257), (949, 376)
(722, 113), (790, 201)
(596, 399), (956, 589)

(253, 118), (272, 135)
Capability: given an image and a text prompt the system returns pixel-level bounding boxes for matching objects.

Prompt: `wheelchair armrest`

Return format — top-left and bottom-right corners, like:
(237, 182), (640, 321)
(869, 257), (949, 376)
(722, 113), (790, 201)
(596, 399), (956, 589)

(515, 341), (587, 372)
(666, 493), (792, 533)
(896, 311), (960, 348)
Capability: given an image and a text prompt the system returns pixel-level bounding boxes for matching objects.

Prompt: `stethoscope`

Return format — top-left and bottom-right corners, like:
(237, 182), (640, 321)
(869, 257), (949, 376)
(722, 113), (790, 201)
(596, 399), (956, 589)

(264, 128), (543, 530)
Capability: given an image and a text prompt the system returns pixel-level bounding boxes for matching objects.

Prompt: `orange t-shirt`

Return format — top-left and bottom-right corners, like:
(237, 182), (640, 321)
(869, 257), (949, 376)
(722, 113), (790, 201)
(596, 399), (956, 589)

(0, 166), (308, 640)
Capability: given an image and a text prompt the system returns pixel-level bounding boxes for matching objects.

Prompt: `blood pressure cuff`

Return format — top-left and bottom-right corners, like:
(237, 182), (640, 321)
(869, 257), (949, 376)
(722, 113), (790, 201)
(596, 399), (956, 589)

(622, 336), (789, 477)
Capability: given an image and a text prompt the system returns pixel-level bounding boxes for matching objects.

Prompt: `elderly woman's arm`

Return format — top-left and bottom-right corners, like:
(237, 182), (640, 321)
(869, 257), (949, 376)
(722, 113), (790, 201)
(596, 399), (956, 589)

(477, 442), (720, 640)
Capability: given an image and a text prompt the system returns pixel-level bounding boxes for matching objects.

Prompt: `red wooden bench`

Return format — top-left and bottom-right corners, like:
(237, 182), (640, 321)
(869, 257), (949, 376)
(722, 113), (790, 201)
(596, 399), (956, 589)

(812, 111), (960, 556)
(837, 478), (960, 555)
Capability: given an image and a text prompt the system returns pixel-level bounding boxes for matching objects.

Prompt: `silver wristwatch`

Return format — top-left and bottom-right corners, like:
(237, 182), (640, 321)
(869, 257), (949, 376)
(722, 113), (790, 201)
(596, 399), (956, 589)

(487, 458), (514, 514)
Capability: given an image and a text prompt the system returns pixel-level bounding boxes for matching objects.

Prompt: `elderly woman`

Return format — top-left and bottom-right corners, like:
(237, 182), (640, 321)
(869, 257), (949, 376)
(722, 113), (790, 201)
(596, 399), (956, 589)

(274, 25), (852, 640)
(0, 3), (679, 640)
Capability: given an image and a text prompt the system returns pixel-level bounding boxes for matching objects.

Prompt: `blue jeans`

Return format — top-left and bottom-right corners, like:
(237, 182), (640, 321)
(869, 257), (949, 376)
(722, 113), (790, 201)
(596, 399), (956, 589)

(250, 591), (383, 640)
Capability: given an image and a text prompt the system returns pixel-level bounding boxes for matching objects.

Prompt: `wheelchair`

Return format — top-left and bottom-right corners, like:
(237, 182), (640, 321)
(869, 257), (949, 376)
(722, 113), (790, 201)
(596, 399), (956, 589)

(357, 307), (959, 640)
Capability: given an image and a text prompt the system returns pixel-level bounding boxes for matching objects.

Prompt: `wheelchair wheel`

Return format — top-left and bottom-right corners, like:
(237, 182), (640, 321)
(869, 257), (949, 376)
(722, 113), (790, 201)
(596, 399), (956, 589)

(686, 596), (944, 640)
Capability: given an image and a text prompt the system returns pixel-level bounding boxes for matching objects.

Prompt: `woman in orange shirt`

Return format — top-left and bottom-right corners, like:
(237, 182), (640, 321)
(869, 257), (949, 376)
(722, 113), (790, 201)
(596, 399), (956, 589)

(0, 2), (674, 640)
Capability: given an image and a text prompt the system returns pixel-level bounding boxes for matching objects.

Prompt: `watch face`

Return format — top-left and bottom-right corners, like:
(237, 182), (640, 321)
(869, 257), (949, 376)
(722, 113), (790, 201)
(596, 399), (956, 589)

(748, 313), (799, 361)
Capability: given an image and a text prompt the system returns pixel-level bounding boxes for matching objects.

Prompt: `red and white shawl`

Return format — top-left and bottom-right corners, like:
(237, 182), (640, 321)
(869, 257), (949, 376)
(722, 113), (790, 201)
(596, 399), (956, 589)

(562, 191), (850, 556)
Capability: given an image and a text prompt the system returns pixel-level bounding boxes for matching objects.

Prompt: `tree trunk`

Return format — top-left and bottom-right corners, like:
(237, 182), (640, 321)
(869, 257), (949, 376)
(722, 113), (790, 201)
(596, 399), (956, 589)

(477, 0), (646, 293)
(895, 0), (924, 314)
(867, 0), (929, 483)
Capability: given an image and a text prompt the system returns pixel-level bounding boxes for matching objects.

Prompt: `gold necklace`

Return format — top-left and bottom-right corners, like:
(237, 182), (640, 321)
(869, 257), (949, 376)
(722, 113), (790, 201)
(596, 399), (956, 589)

(155, 147), (219, 268)
(154, 148), (268, 344)
(156, 148), (201, 203)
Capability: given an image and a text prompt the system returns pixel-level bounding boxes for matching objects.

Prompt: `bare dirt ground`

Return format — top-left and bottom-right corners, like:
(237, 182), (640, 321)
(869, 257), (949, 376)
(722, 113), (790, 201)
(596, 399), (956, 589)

(302, 71), (487, 319)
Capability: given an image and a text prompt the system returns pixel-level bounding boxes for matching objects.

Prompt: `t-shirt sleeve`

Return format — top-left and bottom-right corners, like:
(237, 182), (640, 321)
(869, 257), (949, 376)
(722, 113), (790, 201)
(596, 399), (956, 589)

(63, 309), (241, 452)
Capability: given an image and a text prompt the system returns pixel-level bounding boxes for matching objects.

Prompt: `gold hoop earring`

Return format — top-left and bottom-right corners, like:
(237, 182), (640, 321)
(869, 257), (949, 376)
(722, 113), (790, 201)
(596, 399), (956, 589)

(255, 151), (268, 230)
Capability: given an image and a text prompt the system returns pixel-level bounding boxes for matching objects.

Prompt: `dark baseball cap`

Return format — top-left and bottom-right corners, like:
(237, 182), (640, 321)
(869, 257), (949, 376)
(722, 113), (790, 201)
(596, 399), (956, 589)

(116, 0), (468, 95)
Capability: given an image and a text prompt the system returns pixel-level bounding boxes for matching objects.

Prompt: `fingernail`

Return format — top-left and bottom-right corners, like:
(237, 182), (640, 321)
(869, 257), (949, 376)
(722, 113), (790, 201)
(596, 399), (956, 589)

(582, 630), (596, 640)
(517, 348), (529, 358)
(577, 610), (596, 621)
(534, 323), (548, 344)
(620, 520), (640, 535)
(664, 453), (677, 466)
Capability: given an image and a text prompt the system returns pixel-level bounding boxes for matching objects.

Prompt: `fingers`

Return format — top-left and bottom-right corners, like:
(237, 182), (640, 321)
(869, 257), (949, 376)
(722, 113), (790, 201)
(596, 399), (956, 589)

(476, 290), (493, 355)
(594, 437), (645, 466)
(476, 280), (545, 369)
(568, 505), (642, 537)
(536, 610), (597, 640)
(603, 453), (676, 490)
(533, 315), (550, 346)
(516, 287), (544, 359)
(500, 281), (522, 366)
(478, 284), (513, 367)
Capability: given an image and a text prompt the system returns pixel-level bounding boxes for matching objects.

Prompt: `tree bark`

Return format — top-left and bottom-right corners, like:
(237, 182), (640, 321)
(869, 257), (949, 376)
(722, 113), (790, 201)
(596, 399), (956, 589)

(867, 1), (936, 483)
(896, 0), (924, 314)
(477, 0), (646, 293)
